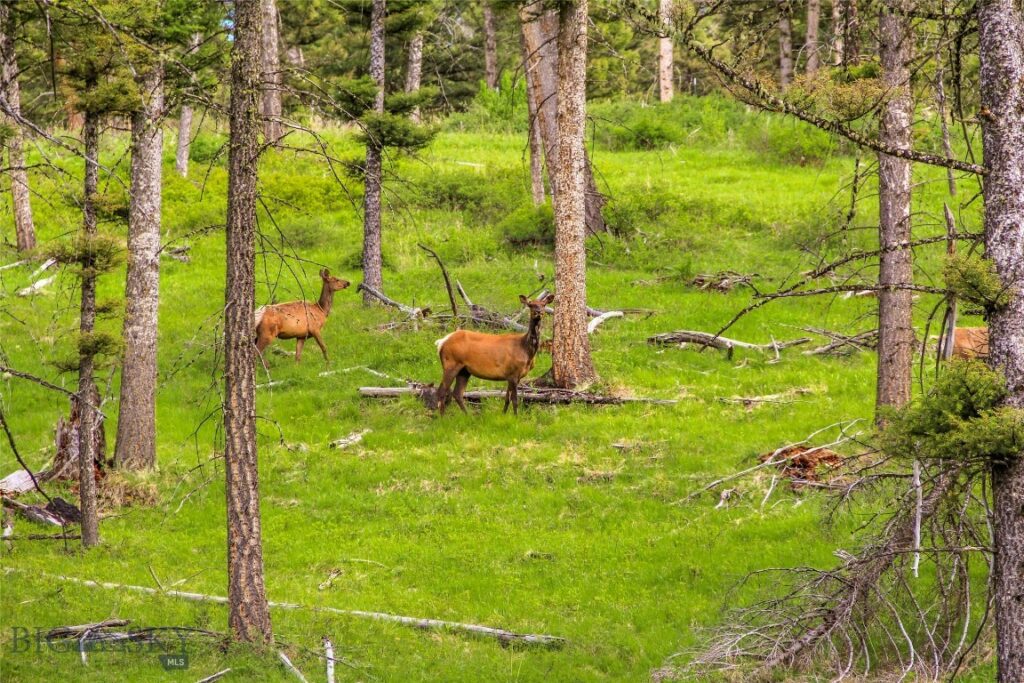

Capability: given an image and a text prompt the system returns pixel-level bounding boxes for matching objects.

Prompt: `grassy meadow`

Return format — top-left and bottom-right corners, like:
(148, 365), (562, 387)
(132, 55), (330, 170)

(0, 96), (991, 681)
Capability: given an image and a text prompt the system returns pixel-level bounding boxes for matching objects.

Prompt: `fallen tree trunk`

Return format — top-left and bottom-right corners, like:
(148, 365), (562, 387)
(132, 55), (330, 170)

(359, 384), (677, 406)
(6, 569), (566, 648)
(648, 331), (811, 353)
(357, 283), (430, 318)
(2, 497), (67, 526)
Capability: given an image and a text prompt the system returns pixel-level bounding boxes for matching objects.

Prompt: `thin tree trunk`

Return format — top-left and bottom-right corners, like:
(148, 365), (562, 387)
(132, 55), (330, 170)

(520, 26), (545, 205)
(875, 1), (914, 415)
(115, 65), (163, 471)
(0, 3), (35, 252)
(78, 110), (100, 549)
(831, 0), (845, 65)
(520, 3), (606, 232)
(978, 2), (1024, 680)
(175, 33), (200, 178)
(658, 0), (674, 102)
(551, 0), (596, 389)
(805, 0), (821, 75)
(483, 2), (498, 89)
(845, 0), (860, 64)
(260, 0), (282, 144)
(224, 0), (272, 644)
(778, 2), (794, 88)
(362, 0), (385, 306)
(405, 32), (423, 124)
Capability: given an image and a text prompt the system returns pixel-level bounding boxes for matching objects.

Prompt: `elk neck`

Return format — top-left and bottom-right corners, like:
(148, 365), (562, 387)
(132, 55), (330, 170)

(317, 282), (334, 317)
(522, 313), (542, 357)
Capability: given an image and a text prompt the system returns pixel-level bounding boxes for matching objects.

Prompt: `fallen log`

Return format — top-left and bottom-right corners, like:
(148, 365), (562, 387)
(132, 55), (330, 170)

(0, 469), (37, 496)
(648, 330), (811, 356)
(802, 328), (878, 356)
(17, 274), (56, 297)
(357, 284), (430, 318)
(47, 619), (131, 639)
(359, 384), (677, 406)
(6, 569), (566, 648)
(2, 497), (68, 526)
(587, 311), (623, 333)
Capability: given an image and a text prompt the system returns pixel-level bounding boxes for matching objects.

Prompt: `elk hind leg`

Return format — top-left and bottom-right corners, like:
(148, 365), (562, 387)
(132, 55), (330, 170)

(295, 338), (305, 362)
(453, 371), (470, 414)
(437, 365), (460, 415)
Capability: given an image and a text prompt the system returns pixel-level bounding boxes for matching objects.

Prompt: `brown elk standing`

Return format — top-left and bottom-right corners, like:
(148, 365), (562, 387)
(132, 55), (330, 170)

(950, 326), (989, 360)
(254, 268), (350, 362)
(435, 293), (554, 415)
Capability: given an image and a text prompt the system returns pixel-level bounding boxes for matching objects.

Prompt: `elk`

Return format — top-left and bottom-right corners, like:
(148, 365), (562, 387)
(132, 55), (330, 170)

(254, 268), (350, 362)
(435, 293), (554, 415)
(950, 326), (989, 360)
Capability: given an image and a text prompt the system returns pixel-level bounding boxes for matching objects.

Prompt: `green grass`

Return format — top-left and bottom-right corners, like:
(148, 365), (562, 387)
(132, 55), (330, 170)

(0, 97), (991, 681)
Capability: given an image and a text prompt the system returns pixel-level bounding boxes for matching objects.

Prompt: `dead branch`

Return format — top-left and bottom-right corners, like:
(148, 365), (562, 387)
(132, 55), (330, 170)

(2, 497), (68, 527)
(801, 328), (878, 356)
(278, 651), (309, 683)
(11, 570), (566, 648)
(196, 669), (232, 683)
(418, 244), (458, 318)
(691, 271), (758, 293)
(587, 310), (623, 333)
(356, 283), (430, 318)
(648, 331), (811, 356)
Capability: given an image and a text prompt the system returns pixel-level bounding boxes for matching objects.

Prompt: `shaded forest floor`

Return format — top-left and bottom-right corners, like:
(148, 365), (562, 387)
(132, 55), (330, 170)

(0, 97), (992, 681)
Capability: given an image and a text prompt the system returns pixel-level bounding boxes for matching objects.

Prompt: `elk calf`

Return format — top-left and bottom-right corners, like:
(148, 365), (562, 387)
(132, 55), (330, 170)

(435, 293), (554, 415)
(950, 326), (989, 360)
(255, 268), (350, 362)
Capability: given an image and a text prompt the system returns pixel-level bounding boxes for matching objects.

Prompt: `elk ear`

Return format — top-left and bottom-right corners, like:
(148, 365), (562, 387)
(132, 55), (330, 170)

(543, 293), (555, 305)
(320, 268), (329, 279)
(519, 295), (528, 307)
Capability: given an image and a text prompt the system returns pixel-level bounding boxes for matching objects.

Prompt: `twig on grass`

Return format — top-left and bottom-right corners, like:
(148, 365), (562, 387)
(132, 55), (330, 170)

(278, 651), (309, 683)
(195, 669), (232, 683)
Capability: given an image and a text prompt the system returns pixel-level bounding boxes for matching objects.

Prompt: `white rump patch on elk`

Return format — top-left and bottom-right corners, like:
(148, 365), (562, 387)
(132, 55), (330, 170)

(435, 332), (455, 352)
(254, 306), (267, 329)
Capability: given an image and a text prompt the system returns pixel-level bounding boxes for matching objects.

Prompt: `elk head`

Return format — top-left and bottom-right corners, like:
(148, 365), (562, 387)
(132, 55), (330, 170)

(321, 268), (350, 291)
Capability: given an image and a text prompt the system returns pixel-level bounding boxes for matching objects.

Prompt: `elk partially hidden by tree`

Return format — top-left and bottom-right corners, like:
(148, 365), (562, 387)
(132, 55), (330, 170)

(254, 269), (350, 363)
(435, 294), (554, 416)
(950, 326), (989, 360)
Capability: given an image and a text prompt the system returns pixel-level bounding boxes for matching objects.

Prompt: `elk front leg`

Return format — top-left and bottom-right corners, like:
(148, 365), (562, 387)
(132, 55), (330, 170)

(295, 338), (305, 362)
(437, 366), (460, 415)
(311, 329), (329, 362)
(511, 381), (520, 415)
(453, 372), (470, 414)
(503, 380), (515, 414)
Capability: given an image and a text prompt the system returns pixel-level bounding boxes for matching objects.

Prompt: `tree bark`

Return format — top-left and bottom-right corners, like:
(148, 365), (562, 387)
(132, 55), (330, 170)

(551, 0), (596, 389)
(844, 0), (860, 64)
(224, 0), (272, 644)
(875, 1), (914, 415)
(658, 0), (673, 102)
(778, 2), (794, 88)
(0, 3), (35, 252)
(520, 3), (606, 233)
(805, 0), (821, 75)
(483, 2), (498, 89)
(361, 0), (385, 305)
(175, 33), (200, 178)
(978, 2), (1024, 680)
(520, 26), (545, 205)
(831, 0), (845, 65)
(404, 32), (423, 124)
(78, 111), (100, 549)
(260, 0), (282, 144)
(115, 65), (163, 471)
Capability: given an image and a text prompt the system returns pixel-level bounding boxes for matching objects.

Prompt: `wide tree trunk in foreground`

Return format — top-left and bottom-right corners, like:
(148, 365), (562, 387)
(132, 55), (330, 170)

(361, 0), (386, 305)
(260, 0), (282, 144)
(658, 0), (673, 102)
(520, 3), (606, 233)
(116, 65), (163, 471)
(224, 0), (272, 644)
(404, 32), (423, 124)
(0, 3), (35, 252)
(777, 2), (794, 88)
(551, 0), (596, 389)
(78, 111), (101, 549)
(978, 2), (1024, 679)
(805, 0), (821, 74)
(483, 2), (498, 89)
(875, 2), (914, 414)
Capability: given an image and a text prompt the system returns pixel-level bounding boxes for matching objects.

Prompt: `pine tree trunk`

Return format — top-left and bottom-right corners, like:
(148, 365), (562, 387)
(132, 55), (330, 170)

(483, 2), (498, 89)
(260, 0), (282, 144)
(115, 65), (163, 471)
(405, 32), (423, 124)
(778, 2), (794, 88)
(551, 0), (596, 389)
(175, 33), (200, 178)
(362, 0), (386, 305)
(78, 110), (100, 549)
(0, 3), (35, 252)
(845, 0), (860, 64)
(658, 0), (673, 102)
(520, 26), (545, 205)
(831, 0), (845, 65)
(875, 2), (913, 414)
(224, 0), (272, 644)
(978, 2), (1024, 680)
(520, 3), (606, 232)
(805, 0), (821, 74)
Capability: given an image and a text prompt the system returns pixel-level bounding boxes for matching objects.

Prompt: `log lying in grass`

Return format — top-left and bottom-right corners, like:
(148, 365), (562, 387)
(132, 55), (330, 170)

(5, 569), (566, 648)
(359, 384), (677, 406)
(357, 283), (431, 318)
(648, 330), (812, 355)
(2, 497), (68, 526)
(801, 328), (878, 356)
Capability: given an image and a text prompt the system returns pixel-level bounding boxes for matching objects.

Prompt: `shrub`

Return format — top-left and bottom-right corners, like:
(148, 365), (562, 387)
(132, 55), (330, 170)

(499, 202), (555, 248)
(189, 133), (228, 164)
